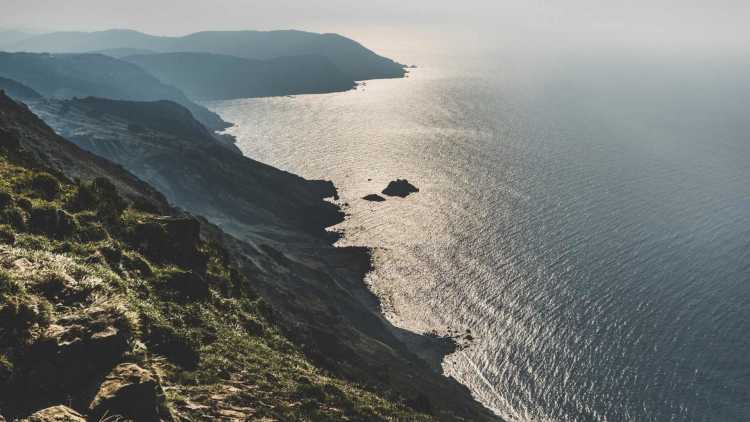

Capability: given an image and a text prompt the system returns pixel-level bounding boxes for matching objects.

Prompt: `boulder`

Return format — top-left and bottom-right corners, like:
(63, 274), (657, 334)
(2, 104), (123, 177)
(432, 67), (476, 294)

(20, 405), (85, 422)
(88, 363), (169, 422)
(382, 179), (419, 198)
(7, 305), (133, 412)
(362, 194), (386, 202)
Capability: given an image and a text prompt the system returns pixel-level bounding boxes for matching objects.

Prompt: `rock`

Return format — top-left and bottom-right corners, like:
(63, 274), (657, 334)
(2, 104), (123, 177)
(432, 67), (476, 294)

(382, 179), (419, 198)
(362, 194), (386, 202)
(88, 363), (169, 422)
(20, 405), (85, 422)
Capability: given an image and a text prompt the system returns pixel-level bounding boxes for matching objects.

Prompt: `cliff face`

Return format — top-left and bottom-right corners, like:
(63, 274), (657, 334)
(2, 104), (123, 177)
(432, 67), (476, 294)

(22, 99), (506, 420)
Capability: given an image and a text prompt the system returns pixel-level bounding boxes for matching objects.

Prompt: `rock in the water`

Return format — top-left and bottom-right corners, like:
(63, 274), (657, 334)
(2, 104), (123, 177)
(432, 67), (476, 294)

(20, 405), (85, 422)
(382, 179), (419, 198)
(88, 363), (169, 422)
(362, 194), (386, 202)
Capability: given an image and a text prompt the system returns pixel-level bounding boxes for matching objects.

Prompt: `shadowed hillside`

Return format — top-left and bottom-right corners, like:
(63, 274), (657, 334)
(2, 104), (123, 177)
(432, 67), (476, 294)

(123, 52), (356, 100)
(0, 52), (228, 131)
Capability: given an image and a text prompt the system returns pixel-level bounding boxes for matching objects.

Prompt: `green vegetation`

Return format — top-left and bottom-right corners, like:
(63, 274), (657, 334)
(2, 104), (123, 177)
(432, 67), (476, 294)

(0, 146), (429, 420)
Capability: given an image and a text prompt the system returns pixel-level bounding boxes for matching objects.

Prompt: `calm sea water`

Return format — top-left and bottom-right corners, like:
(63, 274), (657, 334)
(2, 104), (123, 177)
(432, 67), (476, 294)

(209, 49), (750, 421)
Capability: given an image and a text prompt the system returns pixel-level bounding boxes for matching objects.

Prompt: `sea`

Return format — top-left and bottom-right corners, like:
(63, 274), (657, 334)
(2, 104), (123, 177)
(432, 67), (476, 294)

(208, 43), (750, 422)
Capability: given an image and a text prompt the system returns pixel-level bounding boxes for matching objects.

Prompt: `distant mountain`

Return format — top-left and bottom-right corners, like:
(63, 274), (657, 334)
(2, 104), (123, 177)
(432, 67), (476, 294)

(9, 29), (406, 81)
(90, 47), (155, 58)
(0, 30), (34, 48)
(0, 76), (42, 100)
(122, 52), (356, 100)
(0, 52), (228, 131)
(6, 29), (166, 53)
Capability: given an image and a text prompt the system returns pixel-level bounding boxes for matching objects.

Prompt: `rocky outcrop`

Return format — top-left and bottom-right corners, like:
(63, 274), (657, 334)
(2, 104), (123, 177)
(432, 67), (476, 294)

(88, 364), (170, 422)
(363, 193), (386, 202)
(19, 406), (85, 422)
(382, 179), (420, 197)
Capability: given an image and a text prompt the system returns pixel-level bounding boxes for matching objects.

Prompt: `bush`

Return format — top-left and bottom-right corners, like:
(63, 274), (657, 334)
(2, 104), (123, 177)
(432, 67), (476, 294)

(67, 178), (127, 224)
(28, 205), (78, 239)
(15, 197), (32, 212)
(0, 225), (15, 245)
(92, 178), (127, 224)
(30, 172), (61, 200)
(0, 191), (12, 209)
(0, 206), (26, 231)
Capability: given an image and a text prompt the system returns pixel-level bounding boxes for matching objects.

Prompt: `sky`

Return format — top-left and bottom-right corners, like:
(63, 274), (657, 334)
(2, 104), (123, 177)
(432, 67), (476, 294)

(2, 0), (750, 53)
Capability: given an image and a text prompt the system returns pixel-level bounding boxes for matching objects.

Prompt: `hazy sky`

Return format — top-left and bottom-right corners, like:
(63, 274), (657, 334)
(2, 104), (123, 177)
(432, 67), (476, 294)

(2, 0), (749, 52)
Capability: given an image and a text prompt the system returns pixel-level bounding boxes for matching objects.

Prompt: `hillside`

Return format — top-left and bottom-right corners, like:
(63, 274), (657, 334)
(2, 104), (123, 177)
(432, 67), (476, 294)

(123, 52), (356, 100)
(0, 92), (445, 420)
(19, 95), (501, 421)
(0, 52), (228, 132)
(8, 29), (406, 81)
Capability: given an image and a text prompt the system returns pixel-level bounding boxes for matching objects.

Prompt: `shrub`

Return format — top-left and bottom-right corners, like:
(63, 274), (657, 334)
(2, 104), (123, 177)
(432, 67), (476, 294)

(0, 225), (15, 244)
(0, 191), (12, 209)
(0, 206), (26, 231)
(92, 178), (127, 224)
(15, 197), (32, 212)
(67, 177), (127, 224)
(28, 205), (78, 239)
(30, 172), (61, 200)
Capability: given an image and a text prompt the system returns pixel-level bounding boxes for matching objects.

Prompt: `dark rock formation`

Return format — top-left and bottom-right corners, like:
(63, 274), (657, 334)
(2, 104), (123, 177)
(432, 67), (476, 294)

(19, 406), (85, 422)
(88, 364), (169, 422)
(363, 193), (386, 202)
(382, 179), (420, 197)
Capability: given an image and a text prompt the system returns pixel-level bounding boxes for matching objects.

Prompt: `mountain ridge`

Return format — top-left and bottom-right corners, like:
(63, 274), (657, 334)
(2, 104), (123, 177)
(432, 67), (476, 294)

(7, 29), (406, 81)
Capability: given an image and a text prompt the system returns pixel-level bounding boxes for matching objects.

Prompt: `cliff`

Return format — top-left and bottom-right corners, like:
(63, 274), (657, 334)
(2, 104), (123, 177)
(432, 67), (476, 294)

(1, 93), (499, 420)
